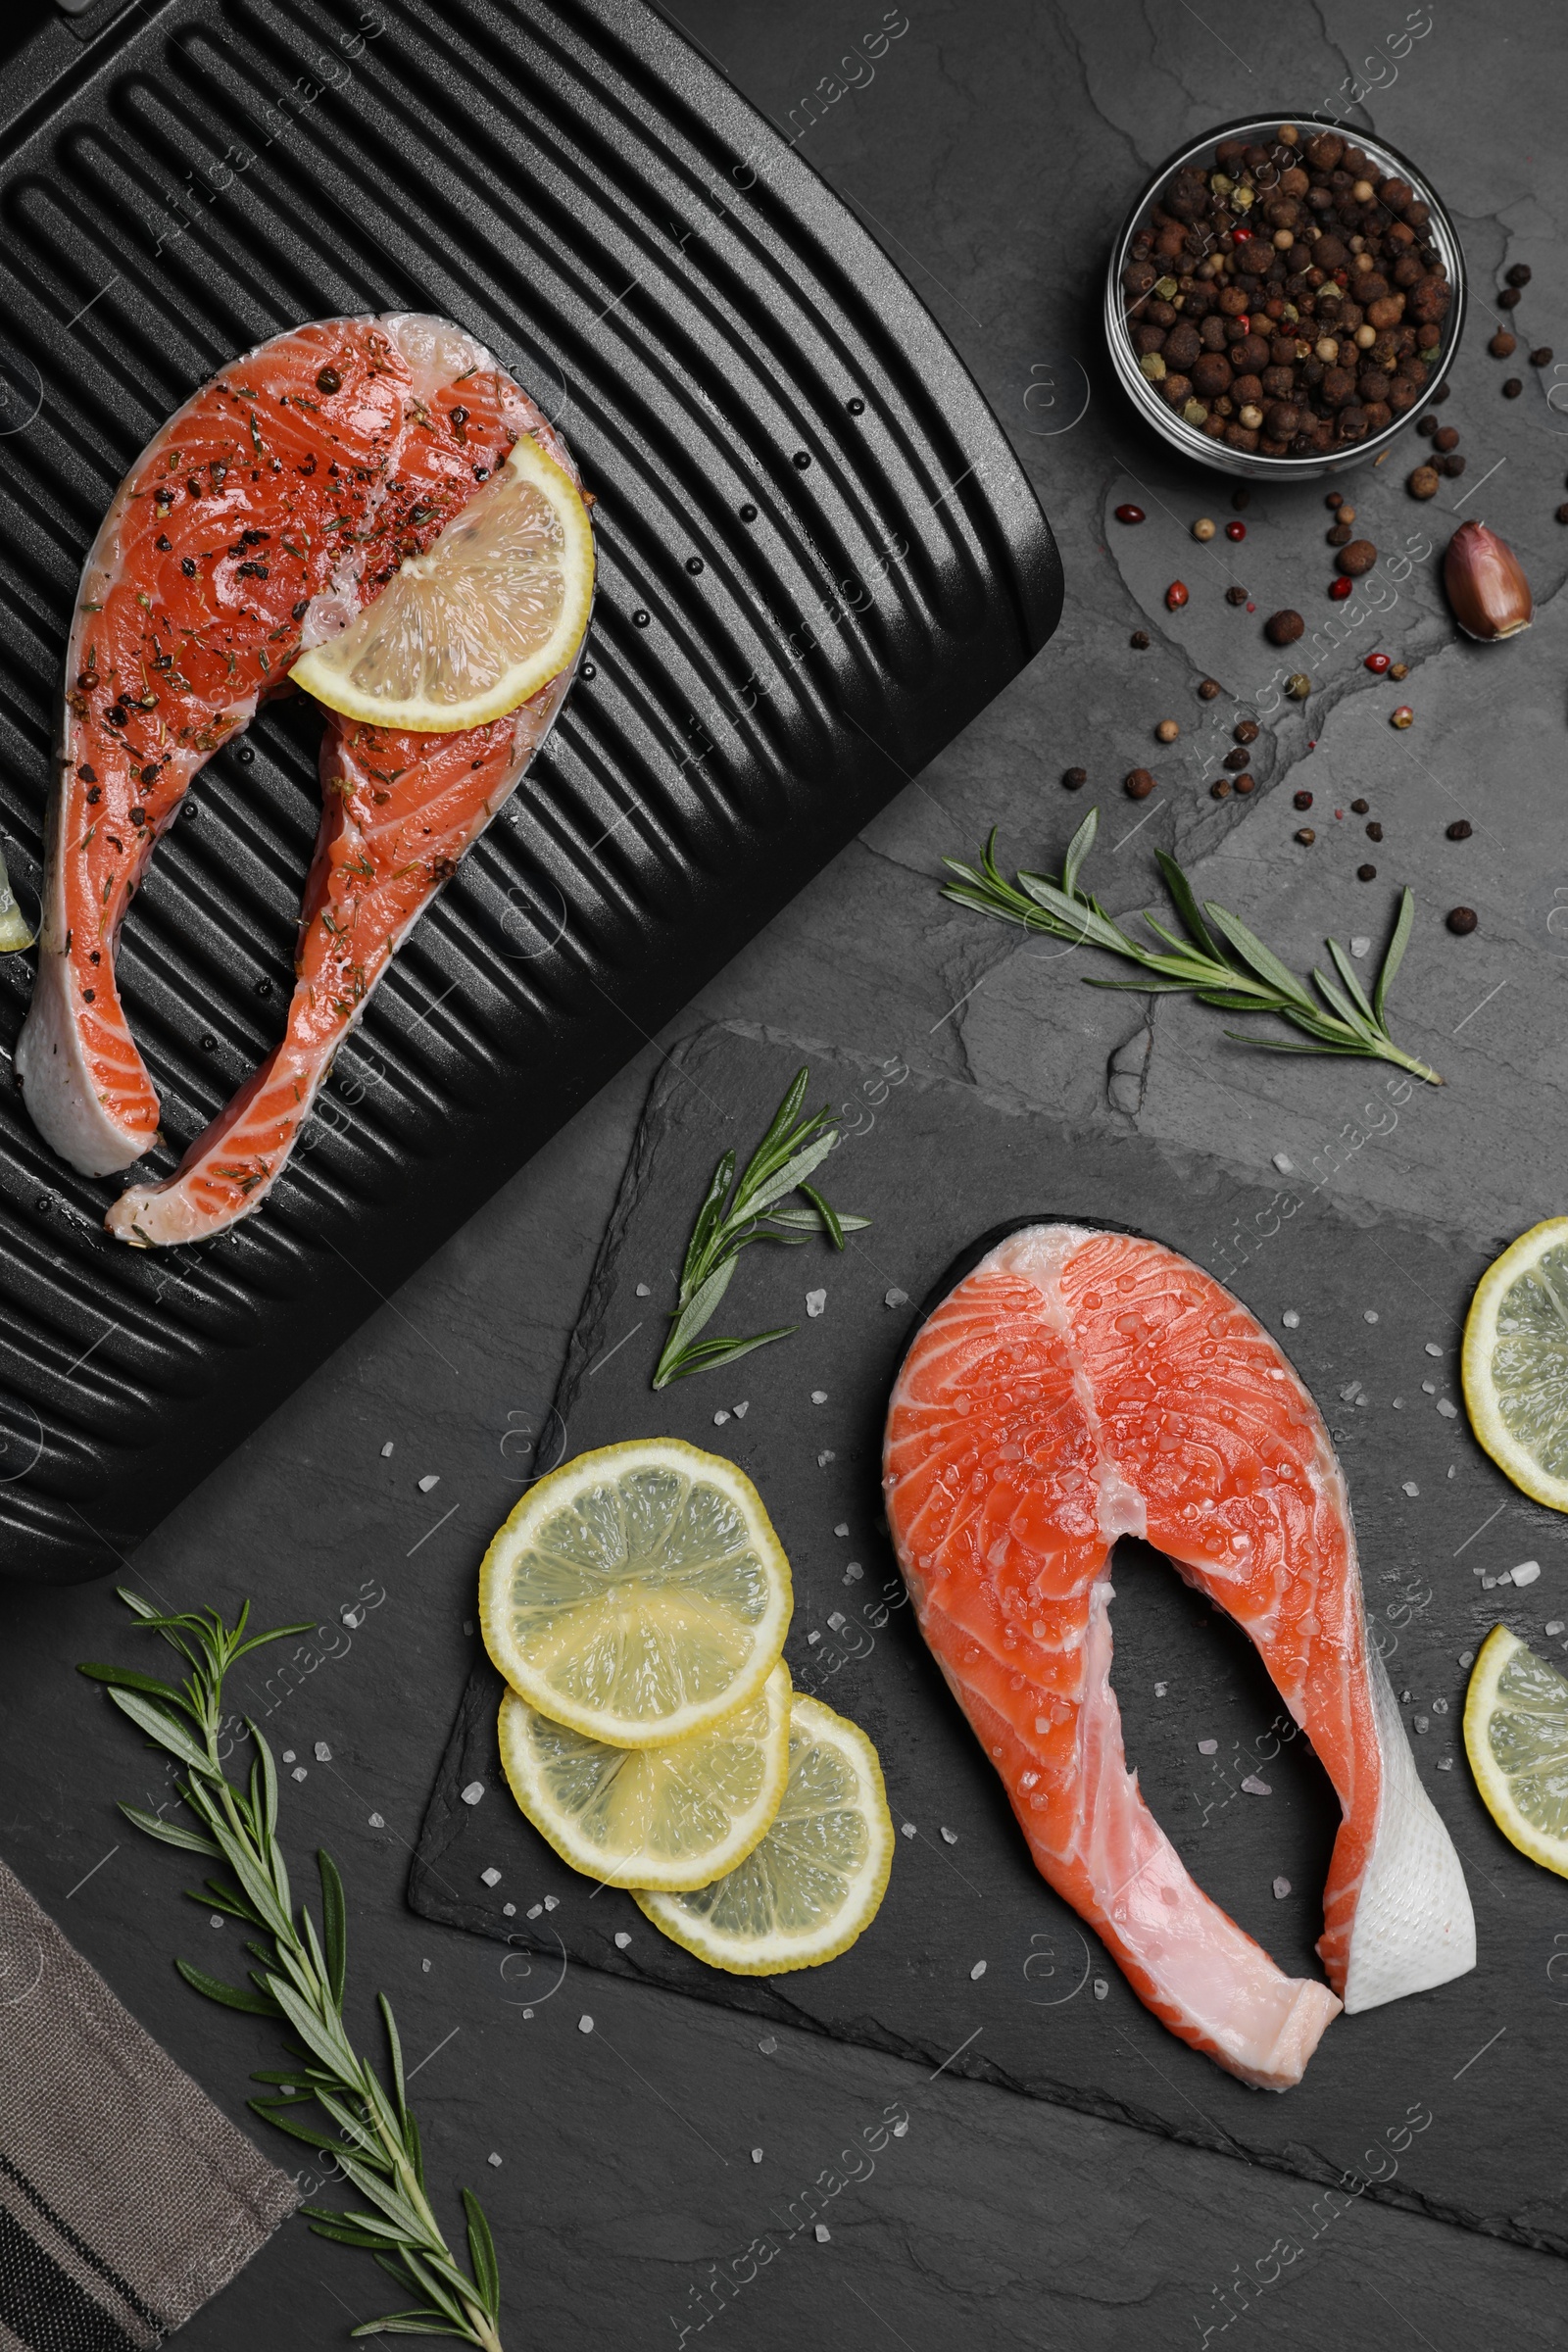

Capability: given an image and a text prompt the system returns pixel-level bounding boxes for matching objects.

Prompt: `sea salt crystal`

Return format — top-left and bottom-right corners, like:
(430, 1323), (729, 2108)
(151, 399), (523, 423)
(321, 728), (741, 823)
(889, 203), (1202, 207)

(1421, 1380), (1437, 1396)
(1425, 1342), (1443, 1357)
(291, 1767), (308, 1782)
(421, 1959), (431, 1974)
(480, 1867), (501, 1887)
(1437, 1398), (1457, 1418)
(1198, 1739), (1218, 1755)
(417, 1473), (440, 1493)
(817, 1450), (836, 1468)
(733, 1401), (749, 1419)
(1272, 1152), (1294, 1174)
(635, 1282), (651, 1297)
(885, 1288), (909, 1308)
(759, 2036), (778, 2054)
(503, 1903), (515, 1917)
(1364, 1310), (1379, 1324)
(893, 2118), (908, 2137)
(1272, 1877), (1291, 1900)
(1438, 1757), (1453, 1771)
(970, 1960), (987, 1981)
(845, 1561), (863, 1581)
(463, 1619), (473, 1637)
(814, 2224), (831, 2243)
(544, 1896), (559, 1912)
(806, 1288), (827, 1317)
(368, 1813), (384, 1828)
(1241, 1775), (1271, 1796)
(210, 1913), (224, 1928)
(380, 1441), (395, 1457)
(811, 1391), (829, 1404)
(808, 1629), (821, 1644)
(1433, 1697), (1448, 1714)
(487, 2152), (503, 2168)
(751, 2148), (763, 2164)
(1512, 1561), (1543, 1588)
(835, 1523), (850, 1538)
(1459, 1651), (1475, 1668)
(282, 1750), (295, 1763)
(1483, 1576), (1497, 1590)
(1401, 1482), (1420, 1497)
(827, 1610), (847, 1632)
(713, 1410), (730, 1427)
(901, 1821), (917, 1839)
(1392, 1398), (1404, 1409)
(1547, 1623), (1565, 1638)
(527, 1904), (542, 1919)
(314, 1741), (331, 1762)
(1413, 1716), (1430, 1734)
(1093, 1979), (1109, 2000)
(1349, 936), (1371, 959)
(1282, 1309), (1300, 1330)
(614, 1931), (631, 1949)
(461, 1781), (485, 1806)
(941, 1828), (957, 1844)
(577, 2015), (594, 2034)
(1153, 1681), (1167, 1696)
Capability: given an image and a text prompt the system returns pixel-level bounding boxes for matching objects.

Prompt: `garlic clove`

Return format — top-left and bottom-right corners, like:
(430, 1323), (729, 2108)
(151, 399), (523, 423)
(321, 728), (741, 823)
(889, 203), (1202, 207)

(1443, 519), (1533, 642)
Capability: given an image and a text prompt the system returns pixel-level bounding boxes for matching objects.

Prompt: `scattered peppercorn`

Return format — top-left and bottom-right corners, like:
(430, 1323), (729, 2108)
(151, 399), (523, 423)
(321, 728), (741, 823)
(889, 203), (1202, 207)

(1063, 766), (1088, 790)
(1294, 790), (1313, 810)
(1225, 585), (1249, 607)
(1389, 662), (1409, 680)
(1166, 581), (1189, 611)
(1350, 798), (1369, 813)
(1556, 505), (1568, 525)
(1432, 425), (1459, 454)
(1225, 521), (1246, 542)
(1532, 347), (1554, 368)
(1325, 492), (1345, 511)
(1192, 516), (1216, 541)
(1329, 576), (1354, 601)
(1285, 672), (1311, 700)
(1234, 719), (1259, 744)
(1328, 521), (1352, 547)
(1131, 630), (1151, 649)
(1446, 819), (1473, 840)
(1115, 504), (1146, 523)
(1490, 330), (1517, 358)
(1125, 768), (1156, 799)
(1507, 263), (1532, 287)
(1391, 705), (1414, 728)
(1295, 828), (1316, 846)
(1431, 382), (1451, 405)
(1337, 540), (1378, 577)
(1416, 415), (1440, 438)
(1231, 489), (1250, 511)
(1408, 466), (1440, 499)
(1366, 821), (1384, 841)
(1223, 748), (1250, 771)
(1234, 774), (1255, 794)
(1364, 653), (1391, 674)
(1266, 610), (1304, 647)
(317, 366), (342, 394)
(1155, 719), (1180, 744)
(1497, 287), (1522, 312)
(1441, 454), (1466, 476)
(1210, 778), (1232, 800)
(1357, 864), (1377, 881)
(1446, 906), (1478, 935)
(1503, 377), (1523, 398)
(1198, 677), (1222, 700)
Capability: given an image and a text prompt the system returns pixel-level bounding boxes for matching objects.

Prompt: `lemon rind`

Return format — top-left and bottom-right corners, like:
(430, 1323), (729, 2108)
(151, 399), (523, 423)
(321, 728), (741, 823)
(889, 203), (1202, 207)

(631, 1693), (895, 1976)
(479, 1437), (793, 1749)
(1462, 1216), (1568, 1515)
(289, 435), (594, 734)
(1464, 1623), (1568, 1881)
(497, 1663), (792, 1892)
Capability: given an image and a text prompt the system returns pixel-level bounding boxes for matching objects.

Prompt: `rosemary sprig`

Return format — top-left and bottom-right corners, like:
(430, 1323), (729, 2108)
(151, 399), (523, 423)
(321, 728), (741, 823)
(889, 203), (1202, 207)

(942, 806), (1442, 1084)
(653, 1065), (870, 1388)
(79, 1592), (505, 2348)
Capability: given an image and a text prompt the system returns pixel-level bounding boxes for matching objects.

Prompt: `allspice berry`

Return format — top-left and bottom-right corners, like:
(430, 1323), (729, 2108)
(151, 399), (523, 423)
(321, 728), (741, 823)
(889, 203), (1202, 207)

(1131, 630), (1151, 649)
(1293, 790), (1313, 810)
(1336, 539), (1378, 577)
(1234, 774), (1255, 794)
(1446, 819), (1473, 840)
(1490, 330), (1517, 358)
(1350, 797), (1369, 814)
(1198, 677), (1222, 700)
(1266, 609), (1305, 646)
(1295, 827), (1316, 845)
(1532, 347), (1554, 368)
(1446, 906), (1478, 935)
(1503, 377), (1523, 398)
(1225, 584), (1249, 607)
(1357, 863), (1377, 881)
(1408, 465), (1441, 499)
(1328, 521), (1352, 546)
(1210, 777), (1232, 800)
(1234, 719), (1259, 744)
(1366, 821), (1384, 842)
(1155, 719), (1180, 744)
(1432, 425), (1459, 454)
(1062, 766), (1088, 790)
(1125, 767), (1156, 799)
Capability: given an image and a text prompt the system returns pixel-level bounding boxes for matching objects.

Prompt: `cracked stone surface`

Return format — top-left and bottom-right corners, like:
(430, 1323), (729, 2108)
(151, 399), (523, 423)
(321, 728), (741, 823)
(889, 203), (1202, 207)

(2, 2), (1566, 2346)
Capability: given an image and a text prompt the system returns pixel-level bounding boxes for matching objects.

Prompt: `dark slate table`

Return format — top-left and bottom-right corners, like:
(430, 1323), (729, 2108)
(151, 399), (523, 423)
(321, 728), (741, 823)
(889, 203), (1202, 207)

(2, 2), (1566, 2344)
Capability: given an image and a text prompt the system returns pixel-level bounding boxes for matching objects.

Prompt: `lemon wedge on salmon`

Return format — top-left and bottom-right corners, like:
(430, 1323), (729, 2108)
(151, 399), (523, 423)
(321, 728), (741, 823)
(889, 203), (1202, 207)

(1462, 1218), (1568, 1512)
(290, 432), (593, 731)
(634, 1693), (893, 1974)
(1464, 1624), (1568, 1877)
(479, 1439), (792, 1748)
(498, 1662), (791, 1891)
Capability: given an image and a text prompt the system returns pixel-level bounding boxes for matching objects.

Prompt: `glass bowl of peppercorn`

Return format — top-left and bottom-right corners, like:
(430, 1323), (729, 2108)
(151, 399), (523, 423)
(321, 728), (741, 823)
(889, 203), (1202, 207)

(1105, 117), (1465, 479)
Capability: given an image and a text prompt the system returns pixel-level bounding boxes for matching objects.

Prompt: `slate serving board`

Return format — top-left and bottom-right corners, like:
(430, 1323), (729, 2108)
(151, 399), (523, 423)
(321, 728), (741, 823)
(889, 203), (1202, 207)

(412, 1024), (1568, 2258)
(0, 0), (1058, 1583)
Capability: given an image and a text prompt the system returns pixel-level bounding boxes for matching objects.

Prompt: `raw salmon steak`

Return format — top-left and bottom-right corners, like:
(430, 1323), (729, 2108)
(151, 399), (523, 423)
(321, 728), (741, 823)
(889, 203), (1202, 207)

(16, 313), (585, 1246)
(884, 1220), (1475, 2090)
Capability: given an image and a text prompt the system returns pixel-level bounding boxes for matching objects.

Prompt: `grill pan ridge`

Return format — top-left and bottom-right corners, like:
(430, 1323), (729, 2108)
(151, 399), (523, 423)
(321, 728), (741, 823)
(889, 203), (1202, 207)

(0, 0), (1060, 1582)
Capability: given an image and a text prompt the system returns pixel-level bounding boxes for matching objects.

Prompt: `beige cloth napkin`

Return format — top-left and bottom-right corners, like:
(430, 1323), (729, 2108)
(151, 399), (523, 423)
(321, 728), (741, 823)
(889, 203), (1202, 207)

(0, 1858), (297, 2348)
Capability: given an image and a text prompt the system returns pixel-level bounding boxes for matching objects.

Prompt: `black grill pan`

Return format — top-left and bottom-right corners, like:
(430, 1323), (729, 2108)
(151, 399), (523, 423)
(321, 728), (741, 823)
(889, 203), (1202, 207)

(0, 0), (1060, 1582)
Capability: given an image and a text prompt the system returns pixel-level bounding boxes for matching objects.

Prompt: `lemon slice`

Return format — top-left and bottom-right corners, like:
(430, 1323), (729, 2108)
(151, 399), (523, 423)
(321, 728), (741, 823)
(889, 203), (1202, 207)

(479, 1439), (792, 1748)
(1464, 1624), (1568, 1877)
(633, 1693), (893, 1975)
(290, 432), (593, 732)
(1462, 1217), (1568, 1511)
(498, 1661), (791, 1891)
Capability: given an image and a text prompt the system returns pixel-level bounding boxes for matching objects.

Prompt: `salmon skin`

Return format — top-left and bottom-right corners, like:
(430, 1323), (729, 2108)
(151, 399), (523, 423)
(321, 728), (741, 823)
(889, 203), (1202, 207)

(15, 313), (585, 1247)
(884, 1219), (1475, 2091)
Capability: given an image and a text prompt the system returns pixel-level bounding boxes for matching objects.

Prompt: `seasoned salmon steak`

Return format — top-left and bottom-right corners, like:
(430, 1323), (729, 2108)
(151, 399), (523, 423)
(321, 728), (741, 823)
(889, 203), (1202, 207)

(883, 1220), (1475, 2090)
(16, 312), (586, 1245)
